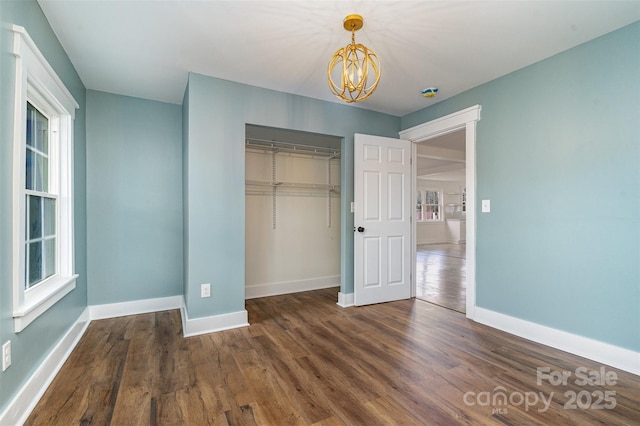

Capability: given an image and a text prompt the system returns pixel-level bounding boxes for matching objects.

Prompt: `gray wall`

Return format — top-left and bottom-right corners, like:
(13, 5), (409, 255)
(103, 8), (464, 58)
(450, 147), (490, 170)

(86, 90), (183, 304)
(402, 22), (640, 351)
(183, 73), (401, 319)
(0, 0), (87, 413)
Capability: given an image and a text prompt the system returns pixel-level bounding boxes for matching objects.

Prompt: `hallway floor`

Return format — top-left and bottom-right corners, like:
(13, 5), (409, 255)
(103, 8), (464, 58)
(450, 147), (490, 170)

(416, 243), (466, 313)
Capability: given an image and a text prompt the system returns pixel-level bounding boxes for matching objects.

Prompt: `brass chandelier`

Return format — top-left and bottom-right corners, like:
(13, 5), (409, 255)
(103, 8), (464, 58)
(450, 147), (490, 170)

(327, 14), (380, 103)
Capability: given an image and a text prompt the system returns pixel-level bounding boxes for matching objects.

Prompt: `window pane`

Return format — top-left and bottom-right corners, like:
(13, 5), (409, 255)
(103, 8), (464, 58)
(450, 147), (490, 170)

(424, 205), (439, 220)
(28, 195), (42, 239)
(37, 111), (48, 153)
(28, 241), (43, 287)
(26, 102), (49, 191)
(26, 149), (35, 190)
(26, 103), (35, 148)
(26, 149), (48, 192)
(44, 237), (56, 279)
(425, 191), (439, 205)
(44, 197), (56, 236)
(27, 102), (48, 153)
(35, 153), (48, 192)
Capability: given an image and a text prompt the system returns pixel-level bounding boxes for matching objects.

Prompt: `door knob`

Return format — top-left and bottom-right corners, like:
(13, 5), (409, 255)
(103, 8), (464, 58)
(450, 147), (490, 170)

(357, 226), (365, 233)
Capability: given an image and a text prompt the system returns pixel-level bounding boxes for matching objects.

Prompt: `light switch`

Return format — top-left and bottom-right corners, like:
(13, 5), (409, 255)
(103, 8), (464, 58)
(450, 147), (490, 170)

(201, 283), (211, 298)
(482, 200), (491, 213)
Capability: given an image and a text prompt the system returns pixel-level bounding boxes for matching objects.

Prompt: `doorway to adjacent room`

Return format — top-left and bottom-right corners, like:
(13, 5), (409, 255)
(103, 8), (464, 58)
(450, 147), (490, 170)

(413, 128), (467, 313)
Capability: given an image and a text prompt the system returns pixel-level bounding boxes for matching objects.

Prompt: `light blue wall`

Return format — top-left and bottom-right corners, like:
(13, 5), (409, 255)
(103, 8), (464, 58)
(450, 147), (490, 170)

(183, 73), (400, 318)
(86, 90), (183, 304)
(402, 22), (640, 351)
(0, 0), (87, 413)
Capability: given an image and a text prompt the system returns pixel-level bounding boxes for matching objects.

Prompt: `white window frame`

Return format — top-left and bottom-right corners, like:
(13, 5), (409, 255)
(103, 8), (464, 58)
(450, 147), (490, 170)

(416, 188), (443, 222)
(12, 25), (78, 332)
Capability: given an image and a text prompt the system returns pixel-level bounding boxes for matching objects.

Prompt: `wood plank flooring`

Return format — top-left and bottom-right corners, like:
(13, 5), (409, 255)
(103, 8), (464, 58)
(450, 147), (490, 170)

(416, 243), (466, 313)
(26, 288), (640, 425)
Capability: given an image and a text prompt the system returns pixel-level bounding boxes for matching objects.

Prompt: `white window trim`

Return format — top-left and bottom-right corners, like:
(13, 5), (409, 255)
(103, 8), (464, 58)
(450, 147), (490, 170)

(12, 25), (79, 332)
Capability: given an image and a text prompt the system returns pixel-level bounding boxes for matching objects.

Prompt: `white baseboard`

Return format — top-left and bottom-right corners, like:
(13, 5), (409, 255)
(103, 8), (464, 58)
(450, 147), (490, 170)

(474, 307), (640, 375)
(180, 299), (249, 337)
(417, 240), (449, 246)
(89, 295), (182, 320)
(0, 308), (90, 426)
(245, 276), (339, 299)
(337, 291), (354, 308)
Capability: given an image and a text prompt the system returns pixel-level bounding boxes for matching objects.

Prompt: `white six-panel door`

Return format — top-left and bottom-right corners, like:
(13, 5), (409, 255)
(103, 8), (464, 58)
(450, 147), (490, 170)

(354, 134), (411, 306)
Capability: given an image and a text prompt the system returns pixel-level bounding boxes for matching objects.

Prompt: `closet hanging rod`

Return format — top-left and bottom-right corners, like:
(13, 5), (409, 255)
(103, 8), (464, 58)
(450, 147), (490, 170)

(245, 138), (340, 157)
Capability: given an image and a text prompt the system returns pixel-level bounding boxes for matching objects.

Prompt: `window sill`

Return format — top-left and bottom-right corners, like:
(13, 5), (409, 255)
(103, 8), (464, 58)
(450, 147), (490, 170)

(13, 275), (78, 333)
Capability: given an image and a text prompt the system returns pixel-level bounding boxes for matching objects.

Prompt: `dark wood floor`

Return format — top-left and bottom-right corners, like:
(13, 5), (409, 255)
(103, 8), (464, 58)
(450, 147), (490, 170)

(27, 288), (639, 425)
(416, 243), (466, 313)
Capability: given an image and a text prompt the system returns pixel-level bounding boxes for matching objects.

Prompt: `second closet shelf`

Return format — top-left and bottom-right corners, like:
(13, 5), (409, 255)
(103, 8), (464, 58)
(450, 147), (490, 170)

(246, 179), (340, 191)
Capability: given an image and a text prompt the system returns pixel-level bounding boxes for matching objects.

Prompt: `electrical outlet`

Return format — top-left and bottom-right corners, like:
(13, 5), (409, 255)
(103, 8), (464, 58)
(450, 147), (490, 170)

(2, 341), (11, 371)
(201, 283), (211, 298)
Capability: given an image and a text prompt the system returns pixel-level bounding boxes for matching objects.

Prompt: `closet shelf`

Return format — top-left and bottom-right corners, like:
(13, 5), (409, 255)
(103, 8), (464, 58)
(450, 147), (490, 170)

(246, 179), (340, 191)
(246, 138), (340, 159)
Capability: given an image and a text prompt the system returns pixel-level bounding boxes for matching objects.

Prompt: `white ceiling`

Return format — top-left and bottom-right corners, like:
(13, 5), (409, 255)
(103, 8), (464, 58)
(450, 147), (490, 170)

(38, 1), (639, 117)
(417, 129), (466, 181)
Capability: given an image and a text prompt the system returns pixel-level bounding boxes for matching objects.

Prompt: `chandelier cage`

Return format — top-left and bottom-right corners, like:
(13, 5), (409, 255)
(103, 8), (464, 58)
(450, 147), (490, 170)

(327, 15), (380, 103)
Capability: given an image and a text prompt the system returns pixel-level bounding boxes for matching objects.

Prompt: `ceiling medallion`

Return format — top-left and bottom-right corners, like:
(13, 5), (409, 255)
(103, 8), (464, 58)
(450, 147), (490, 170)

(327, 14), (380, 103)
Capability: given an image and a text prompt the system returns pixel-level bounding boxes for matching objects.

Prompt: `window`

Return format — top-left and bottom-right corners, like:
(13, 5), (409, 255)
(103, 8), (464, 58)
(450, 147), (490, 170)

(416, 189), (442, 221)
(26, 103), (57, 288)
(12, 25), (78, 332)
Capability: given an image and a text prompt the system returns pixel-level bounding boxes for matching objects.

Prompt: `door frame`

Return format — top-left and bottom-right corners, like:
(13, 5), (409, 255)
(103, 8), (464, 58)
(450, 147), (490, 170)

(399, 105), (481, 319)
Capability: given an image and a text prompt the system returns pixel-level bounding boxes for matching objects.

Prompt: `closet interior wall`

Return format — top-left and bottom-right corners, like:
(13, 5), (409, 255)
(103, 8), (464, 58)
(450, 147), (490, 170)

(245, 131), (341, 299)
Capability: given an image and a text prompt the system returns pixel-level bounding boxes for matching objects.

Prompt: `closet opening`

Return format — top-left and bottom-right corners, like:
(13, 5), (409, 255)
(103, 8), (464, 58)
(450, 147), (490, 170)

(245, 124), (342, 299)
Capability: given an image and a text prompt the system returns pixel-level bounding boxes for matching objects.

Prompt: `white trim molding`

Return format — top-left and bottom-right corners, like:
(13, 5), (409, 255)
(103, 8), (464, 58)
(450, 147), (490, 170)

(13, 275), (78, 332)
(11, 25), (79, 332)
(337, 292), (354, 308)
(400, 105), (481, 142)
(475, 307), (640, 375)
(180, 299), (249, 338)
(12, 25), (79, 117)
(0, 308), (90, 426)
(89, 295), (182, 320)
(400, 104), (481, 319)
(245, 276), (340, 300)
